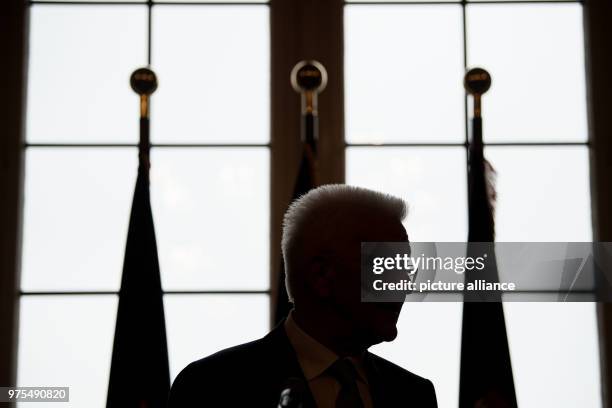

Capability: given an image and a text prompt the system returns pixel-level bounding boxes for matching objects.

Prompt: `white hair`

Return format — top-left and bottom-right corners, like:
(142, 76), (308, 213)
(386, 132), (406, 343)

(281, 184), (407, 302)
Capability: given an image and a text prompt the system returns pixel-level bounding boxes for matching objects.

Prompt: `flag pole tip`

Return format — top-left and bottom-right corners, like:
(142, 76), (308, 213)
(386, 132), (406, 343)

(131, 67), (158, 96)
(290, 60), (328, 94)
(464, 67), (491, 96)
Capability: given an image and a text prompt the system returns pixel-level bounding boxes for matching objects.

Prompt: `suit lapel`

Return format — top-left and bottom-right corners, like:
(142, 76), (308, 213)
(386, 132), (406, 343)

(365, 353), (391, 408)
(263, 321), (317, 408)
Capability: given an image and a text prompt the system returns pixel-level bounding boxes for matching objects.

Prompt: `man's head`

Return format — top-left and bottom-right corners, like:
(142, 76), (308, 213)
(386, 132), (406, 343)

(281, 185), (408, 351)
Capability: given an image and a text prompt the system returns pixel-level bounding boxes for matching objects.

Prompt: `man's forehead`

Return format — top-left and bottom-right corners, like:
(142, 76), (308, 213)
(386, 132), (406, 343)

(343, 213), (408, 242)
(303, 208), (408, 251)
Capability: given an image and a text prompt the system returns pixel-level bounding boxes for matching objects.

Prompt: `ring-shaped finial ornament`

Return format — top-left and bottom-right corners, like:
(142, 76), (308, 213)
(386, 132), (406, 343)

(291, 60), (328, 93)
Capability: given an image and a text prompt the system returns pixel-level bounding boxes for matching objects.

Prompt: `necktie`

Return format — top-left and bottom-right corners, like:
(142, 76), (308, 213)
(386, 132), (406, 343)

(327, 358), (365, 408)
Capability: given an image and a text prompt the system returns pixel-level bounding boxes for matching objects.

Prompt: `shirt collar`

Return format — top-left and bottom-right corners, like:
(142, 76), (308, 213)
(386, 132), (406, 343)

(284, 310), (368, 383)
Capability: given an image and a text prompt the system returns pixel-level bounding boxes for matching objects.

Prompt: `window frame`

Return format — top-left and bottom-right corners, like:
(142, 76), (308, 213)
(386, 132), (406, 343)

(2, 0), (612, 405)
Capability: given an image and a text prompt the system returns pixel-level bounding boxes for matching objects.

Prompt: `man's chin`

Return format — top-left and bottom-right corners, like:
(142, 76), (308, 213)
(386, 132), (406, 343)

(378, 325), (399, 342)
(363, 324), (399, 346)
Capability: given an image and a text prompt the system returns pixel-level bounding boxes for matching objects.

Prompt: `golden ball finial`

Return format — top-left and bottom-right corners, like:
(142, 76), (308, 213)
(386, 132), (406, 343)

(464, 67), (491, 96)
(130, 67), (158, 96)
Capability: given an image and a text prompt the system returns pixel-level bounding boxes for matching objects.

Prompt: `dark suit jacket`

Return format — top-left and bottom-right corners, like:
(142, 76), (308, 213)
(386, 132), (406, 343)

(167, 323), (437, 407)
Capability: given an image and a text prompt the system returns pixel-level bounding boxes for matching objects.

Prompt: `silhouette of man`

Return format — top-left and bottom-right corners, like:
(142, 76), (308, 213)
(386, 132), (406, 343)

(167, 185), (437, 407)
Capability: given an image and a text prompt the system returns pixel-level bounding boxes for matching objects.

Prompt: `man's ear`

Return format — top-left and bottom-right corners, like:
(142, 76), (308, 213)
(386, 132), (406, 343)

(306, 256), (336, 299)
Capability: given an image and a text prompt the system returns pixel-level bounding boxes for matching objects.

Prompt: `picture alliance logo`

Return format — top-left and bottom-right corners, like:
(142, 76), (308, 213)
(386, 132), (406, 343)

(371, 253), (489, 275)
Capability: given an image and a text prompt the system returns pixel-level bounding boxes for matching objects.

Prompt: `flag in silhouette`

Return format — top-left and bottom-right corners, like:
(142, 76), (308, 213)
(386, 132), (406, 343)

(459, 68), (517, 408)
(273, 61), (327, 324)
(107, 68), (170, 408)
(273, 127), (319, 324)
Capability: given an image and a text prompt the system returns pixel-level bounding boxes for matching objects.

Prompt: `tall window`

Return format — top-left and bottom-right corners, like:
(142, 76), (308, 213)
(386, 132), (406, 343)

(19, 1), (269, 406)
(18, 0), (601, 407)
(345, 1), (599, 407)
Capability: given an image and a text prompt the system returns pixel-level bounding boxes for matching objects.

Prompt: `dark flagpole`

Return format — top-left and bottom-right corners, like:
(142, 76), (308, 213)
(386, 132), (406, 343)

(273, 60), (328, 325)
(459, 68), (518, 408)
(107, 68), (170, 408)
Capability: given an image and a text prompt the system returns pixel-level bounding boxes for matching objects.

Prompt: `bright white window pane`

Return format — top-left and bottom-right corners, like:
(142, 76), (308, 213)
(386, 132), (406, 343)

(371, 304), (462, 408)
(151, 148), (269, 290)
(504, 303), (601, 408)
(17, 296), (117, 408)
(157, 0), (266, 2)
(165, 294), (269, 380)
(348, 148), (464, 408)
(467, 4), (587, 142)
(45, 0), (144, 2)
(45, 0), (146, 2)
(348, 1), (457, 3)
(347, 147), (467, 241)
(152, 6), (269, 143)
(486, 146), (591, 241)
(27, 6), (147, 143)
(22, 148), (136, 291)
(469, 0), (551, 2)
(345, 5), (464, 144)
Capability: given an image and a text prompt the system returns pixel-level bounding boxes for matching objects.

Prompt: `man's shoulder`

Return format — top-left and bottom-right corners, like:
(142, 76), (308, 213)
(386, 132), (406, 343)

(191, 337), (266, 372)
(168, 332), (287, 407)
(177, 335), (268, 380)
(368, 352), (430, 385)
(368, 352), (438, 407)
